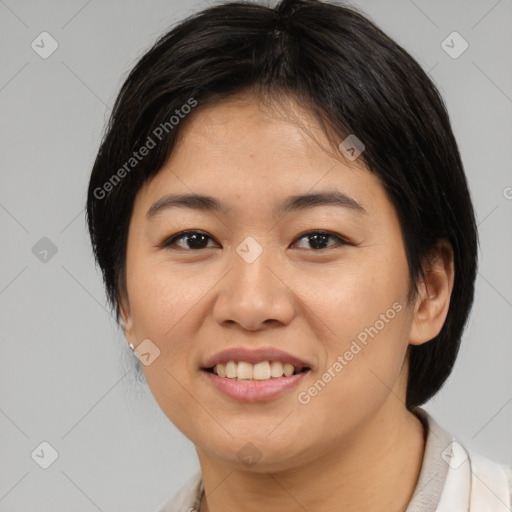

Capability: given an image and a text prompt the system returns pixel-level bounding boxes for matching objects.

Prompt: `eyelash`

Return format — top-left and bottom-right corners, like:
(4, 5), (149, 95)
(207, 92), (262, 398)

(158, 230), (350, 251)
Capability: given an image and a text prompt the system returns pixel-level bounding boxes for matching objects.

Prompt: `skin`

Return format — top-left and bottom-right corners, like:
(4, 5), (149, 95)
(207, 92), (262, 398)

(120, 90), (455, 512)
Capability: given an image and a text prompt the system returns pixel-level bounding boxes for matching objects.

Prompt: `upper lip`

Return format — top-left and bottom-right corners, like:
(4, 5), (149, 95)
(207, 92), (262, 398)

(201, 347), (313, 370)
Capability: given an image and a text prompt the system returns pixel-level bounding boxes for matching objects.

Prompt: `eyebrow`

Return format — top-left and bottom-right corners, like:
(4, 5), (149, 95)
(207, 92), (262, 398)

(146, 190), (367, 220)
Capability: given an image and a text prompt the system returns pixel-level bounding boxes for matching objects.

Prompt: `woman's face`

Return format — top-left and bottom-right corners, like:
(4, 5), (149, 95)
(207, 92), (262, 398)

(121, 92), (420, 471)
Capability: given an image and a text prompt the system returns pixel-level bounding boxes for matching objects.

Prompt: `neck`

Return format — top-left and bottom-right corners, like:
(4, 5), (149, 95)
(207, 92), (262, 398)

(197, 403), (426, 512)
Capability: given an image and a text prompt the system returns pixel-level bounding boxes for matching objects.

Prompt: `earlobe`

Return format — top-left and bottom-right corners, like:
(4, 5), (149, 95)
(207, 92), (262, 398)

(409, 239), (455, 346)
(119, 298), (136, 345)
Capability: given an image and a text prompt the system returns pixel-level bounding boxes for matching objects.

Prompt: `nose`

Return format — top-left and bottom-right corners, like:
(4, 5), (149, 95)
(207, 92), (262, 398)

(212, 240), (296, 331)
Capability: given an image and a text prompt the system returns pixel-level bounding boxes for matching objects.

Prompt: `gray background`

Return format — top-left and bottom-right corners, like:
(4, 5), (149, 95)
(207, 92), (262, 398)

(0, 0), (511, 510)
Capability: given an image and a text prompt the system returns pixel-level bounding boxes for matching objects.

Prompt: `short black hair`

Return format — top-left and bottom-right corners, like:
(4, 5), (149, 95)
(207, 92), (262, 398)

(86, 0), (479, 409)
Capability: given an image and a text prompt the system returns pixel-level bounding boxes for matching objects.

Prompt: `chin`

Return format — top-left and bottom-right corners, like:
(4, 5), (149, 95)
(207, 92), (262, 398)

(197, 433), (316, 473)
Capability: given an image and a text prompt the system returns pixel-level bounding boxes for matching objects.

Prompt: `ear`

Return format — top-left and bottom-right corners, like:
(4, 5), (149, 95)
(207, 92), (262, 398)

(409, 239), (455, 346)
(119, 295), (136, 346)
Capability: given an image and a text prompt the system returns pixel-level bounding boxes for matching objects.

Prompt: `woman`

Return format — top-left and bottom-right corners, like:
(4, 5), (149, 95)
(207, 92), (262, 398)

(86, 0), (511, 510)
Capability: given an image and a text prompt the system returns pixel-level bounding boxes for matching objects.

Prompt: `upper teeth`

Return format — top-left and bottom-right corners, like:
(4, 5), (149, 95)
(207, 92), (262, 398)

(212, 361), (304, 380)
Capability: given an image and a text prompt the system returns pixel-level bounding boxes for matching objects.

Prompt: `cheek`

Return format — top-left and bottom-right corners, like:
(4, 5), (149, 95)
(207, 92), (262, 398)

(292, 284), (409, 441)
(125, 254), (205, 400)
(127, 258), (205, 434)
(294, 250), (410, 407)
(127, 252), (199, 337)
(294, 245), (408, 340)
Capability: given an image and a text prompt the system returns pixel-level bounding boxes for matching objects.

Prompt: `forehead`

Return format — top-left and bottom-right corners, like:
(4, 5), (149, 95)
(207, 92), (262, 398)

(136, 92), (391, 221)
(172, 90), (348, 161)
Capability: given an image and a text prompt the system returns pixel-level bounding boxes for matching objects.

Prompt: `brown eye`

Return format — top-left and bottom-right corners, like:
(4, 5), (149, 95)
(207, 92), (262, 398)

(159, 230), (218, 250)
(293, 230), (349, 250)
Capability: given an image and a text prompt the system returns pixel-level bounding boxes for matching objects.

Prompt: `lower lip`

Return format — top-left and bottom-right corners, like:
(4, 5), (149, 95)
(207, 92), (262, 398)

(201, 369), (310, 402)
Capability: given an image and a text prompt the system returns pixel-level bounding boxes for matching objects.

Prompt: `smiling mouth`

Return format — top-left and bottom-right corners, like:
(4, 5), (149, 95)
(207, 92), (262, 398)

(203, 361), (311, 381)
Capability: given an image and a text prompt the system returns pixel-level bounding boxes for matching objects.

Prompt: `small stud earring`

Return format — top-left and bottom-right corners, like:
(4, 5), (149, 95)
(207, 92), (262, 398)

(128, 343), (135, 351)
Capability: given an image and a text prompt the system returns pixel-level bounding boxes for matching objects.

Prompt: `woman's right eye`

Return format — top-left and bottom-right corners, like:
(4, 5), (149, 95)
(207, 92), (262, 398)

(159, 230), (219, 250)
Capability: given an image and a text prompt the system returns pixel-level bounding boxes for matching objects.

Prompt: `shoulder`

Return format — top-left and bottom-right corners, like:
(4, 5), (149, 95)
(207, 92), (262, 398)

(468, 450), (512, 510)
(411, 407), (511, 510)
(505, 463), (512, 503)
(152, 470), (203, 512)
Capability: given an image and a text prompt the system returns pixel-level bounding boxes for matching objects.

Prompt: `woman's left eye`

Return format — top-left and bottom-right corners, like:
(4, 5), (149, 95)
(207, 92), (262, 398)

(159, 230), (348, 251)
(293, 231), (348, 250)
